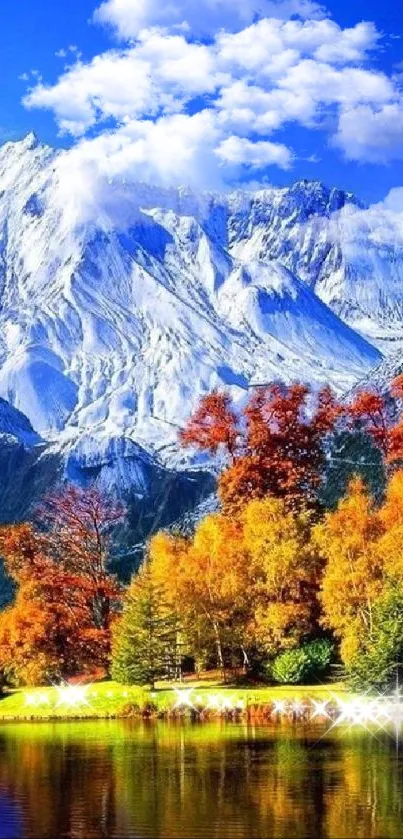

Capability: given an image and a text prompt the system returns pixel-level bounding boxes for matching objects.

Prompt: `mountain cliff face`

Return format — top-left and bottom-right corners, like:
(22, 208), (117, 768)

(0, 397), (41, 447)
(0, 134), (402, 517)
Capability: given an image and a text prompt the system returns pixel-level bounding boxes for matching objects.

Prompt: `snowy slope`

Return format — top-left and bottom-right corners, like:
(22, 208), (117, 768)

(220, 184), (403, 352)
(0, 134), (385, 479)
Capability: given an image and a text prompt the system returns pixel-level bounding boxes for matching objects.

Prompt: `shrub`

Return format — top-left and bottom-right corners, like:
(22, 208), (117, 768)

(271, 648), (310, 684)
(270, 639), (333, 685)
(303, 639), (333, 674)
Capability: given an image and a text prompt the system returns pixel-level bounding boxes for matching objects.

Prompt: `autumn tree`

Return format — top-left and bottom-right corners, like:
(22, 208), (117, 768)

(376, 469), (403, 586)
(0, 524), (98, 684)
(313, 469), (403, 688)
(349, 374), (403, 466)
(37, 486), (124, 634)
(0, 487), (125, 685)
(111, 565), (179, 688)
(315, 478), (385, 666)
(150, 514), (251, 673)
(146, 531), (189, 676)
(181, 384), (342, 513)
(147, 497), (323, 673)
(180, 391), (239, 456)
(243, 498), (322, 657)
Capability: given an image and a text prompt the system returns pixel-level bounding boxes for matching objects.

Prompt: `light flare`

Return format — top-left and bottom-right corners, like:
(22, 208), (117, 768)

(173, 688), (196, 711)
(55, 682), (92, 709)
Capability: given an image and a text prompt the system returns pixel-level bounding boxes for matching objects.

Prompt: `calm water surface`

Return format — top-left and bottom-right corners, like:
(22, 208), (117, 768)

(0, 719), (403, 838)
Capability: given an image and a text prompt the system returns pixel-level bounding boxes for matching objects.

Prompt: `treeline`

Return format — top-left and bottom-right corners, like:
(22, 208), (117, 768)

(1, 377), (403, 690)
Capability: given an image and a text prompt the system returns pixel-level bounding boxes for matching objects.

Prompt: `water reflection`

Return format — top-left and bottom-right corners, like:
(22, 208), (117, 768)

(0, 720), (402, 838)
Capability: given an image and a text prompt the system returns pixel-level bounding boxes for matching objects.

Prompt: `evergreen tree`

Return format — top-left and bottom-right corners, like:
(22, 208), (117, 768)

(348, 587), (403, 691)
(111, 566), (178, 688)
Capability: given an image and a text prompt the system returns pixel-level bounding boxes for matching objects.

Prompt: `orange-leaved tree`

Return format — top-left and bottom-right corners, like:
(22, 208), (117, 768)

(181, 383), (343, 512)
(0, 524), (100, 684)
(149, 515), (250, 672)
(0, 486), (125, 685)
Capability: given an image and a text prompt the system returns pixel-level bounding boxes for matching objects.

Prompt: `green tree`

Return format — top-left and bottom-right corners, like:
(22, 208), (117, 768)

(348, 587), (403, 691)
(111, 566), (178, 688)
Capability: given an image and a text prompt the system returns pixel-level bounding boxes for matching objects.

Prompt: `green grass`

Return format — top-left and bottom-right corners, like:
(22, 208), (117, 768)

(0, 679), (348, 722)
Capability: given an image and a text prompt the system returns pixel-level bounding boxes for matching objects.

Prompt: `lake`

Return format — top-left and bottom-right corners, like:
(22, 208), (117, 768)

(0, 719), (403, 838)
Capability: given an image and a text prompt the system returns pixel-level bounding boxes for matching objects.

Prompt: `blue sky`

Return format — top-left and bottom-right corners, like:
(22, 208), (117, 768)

(1, 0), (403, 203)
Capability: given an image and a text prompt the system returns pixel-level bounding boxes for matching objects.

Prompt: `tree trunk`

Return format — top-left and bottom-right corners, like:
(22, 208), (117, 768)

(212, 620), (225, 677)
(241, 645), (250, 674)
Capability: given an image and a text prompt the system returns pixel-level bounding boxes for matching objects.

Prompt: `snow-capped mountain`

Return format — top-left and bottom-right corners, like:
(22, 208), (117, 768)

(0, 135), (385, 462)
(1, 132), (403, 516)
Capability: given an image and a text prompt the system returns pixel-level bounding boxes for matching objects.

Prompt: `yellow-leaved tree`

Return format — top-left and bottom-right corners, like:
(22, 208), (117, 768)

(243, 497), (322, 657)
(150, 515), (251, 671)
(146, 497), (322, 673)
(315, 478), (385, 666)
(377, 470), (403, 579)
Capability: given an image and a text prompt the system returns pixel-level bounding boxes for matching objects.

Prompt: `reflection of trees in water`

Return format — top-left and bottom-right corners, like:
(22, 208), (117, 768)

(0, 727), (117, 838)
(322, 734), (403, 839)
(1, 723), (403, 838)
(112, 723), (403, 839)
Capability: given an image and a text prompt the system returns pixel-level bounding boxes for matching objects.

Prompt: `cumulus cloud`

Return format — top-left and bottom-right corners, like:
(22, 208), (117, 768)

(216, 136), (292, 168)
(216, 19), (379, 72)
(24, 32), (232, 136)
(20, 0), (403, 188)
(94, 0), (327, 40)
(52, 112), (293, 205)
(335, 101), (403, 163)
(318, 189), (403, 316)
(25, 52), (157, 136)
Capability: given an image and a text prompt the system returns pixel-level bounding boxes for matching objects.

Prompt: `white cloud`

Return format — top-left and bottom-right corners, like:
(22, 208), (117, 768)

(52, 111), (292, 209)
(20, 1), (403, 185)
(215, 61), (393, 141)
(94, 0), (327, 40)
(87, 111), (223, 187)
(216, 19), (378, 73)
(381, 187), (403, 212)
(24, 50), (166, 136)
(216, 81), (315, 133)
(313, 21), (379, 63)
(278, 60), (393, 107)
(327, 188), (403, 258)
(335, 102), (403, 163)
(24, 34), (226, 136)
(135, 30), (226, 93)
(216, 135), (292, 168)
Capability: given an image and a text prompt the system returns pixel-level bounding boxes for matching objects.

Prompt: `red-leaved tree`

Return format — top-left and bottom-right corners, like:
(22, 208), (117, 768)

(349, 374), (403, 465)
(37, 486), (124, 632)
(181, 383), (343, 512)
(0, 487), (125, 685)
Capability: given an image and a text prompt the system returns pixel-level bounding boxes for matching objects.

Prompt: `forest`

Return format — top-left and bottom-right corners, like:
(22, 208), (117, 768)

(1, 377), (403, 693)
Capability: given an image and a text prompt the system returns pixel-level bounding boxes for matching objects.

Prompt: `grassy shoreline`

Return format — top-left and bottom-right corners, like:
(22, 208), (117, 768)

(0, 680), (348, 723)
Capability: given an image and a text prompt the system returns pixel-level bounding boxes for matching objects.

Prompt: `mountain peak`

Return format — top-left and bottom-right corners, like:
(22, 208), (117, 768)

(21, 130), (40, 150)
